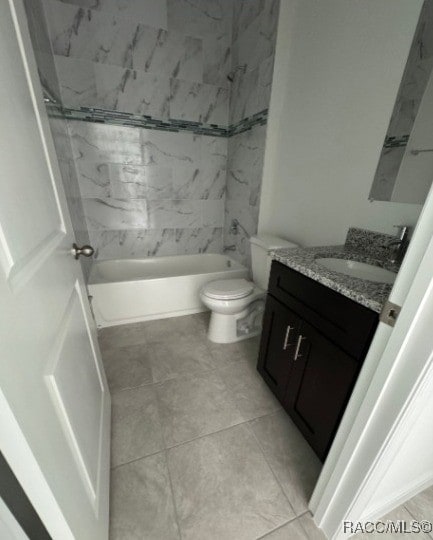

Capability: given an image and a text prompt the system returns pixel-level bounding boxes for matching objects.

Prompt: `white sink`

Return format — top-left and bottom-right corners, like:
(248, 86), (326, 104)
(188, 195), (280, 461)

(316, 258), (397, 284)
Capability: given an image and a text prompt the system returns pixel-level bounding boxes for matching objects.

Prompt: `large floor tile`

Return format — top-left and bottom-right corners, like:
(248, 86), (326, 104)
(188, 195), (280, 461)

(250, 410), (322, 516)
(218, 358), (281, 421)
(156, 371), (243, 447)
(209, 336), (261, 369)
(110, 452), (180, 540)
(98, 321), (147, 351)
(111, 385), (164, 467)
(259, 517), (309, 540)
(405, 485), (433, 524)
(167, 424), (295, 540)
(142, 312), (210, 343)
(101, 343), (153, 393)
(148, 335), (216, 383)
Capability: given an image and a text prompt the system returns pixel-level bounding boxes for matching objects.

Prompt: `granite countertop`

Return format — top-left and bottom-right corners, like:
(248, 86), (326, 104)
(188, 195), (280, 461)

(271, 244), (399, 313)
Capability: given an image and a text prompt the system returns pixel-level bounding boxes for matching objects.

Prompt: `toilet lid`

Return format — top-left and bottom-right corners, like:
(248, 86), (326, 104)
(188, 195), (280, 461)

(203, 278), (254, 300)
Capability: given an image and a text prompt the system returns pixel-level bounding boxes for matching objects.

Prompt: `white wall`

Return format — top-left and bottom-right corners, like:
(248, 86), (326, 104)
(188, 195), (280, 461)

(259, 0), (424, 247)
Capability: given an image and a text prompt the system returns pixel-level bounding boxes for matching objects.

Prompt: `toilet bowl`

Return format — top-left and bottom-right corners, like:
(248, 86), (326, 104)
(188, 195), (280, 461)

(200, 234), (298, 343)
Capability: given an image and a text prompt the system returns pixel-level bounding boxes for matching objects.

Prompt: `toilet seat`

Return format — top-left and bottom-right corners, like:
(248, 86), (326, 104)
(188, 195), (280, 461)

(202, 278), (254, 300)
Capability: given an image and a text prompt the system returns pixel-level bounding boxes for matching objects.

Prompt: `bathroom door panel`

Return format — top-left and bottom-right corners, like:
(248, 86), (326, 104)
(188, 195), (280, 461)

(0, 2), (110, 539)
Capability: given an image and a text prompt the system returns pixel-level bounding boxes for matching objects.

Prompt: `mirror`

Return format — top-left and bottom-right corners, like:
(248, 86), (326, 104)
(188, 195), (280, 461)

(369, 0), (433, 204)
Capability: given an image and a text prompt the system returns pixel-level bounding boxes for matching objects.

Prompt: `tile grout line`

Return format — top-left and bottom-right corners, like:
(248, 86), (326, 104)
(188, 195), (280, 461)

(157, 392), (295, 540)
(246, 416), (300, 520)
(150, 352), (286, 452)
(109, 380), (154, 395)
(111, 372), (166, 471)
(111, 447), (184, 539)
(111, 405), (286, 472)
(161, 415), (253, 453)
(163, 448), (184, 540)
(254, 511), (311, 540)
(106, 319), (310, 537)
(111, 448), (165, 471)
(103, 326), (283, 433)
(105, 340), (286, 456)
(106, 338), (264, 394)
(297, 511), (325, 540)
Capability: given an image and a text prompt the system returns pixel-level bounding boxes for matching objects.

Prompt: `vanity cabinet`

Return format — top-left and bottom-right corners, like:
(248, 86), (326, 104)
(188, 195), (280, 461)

(257, 261), (378, 461)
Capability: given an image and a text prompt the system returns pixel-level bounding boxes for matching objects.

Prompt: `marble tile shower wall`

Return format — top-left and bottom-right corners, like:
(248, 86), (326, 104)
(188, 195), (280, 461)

(42, 0), (232, 258)
(41, 0), (279, 263)
(70, 121), (226, 257)
(224, 125), (267, 267)
(230, 0), (279, 123)
(224, 1), (279, 267)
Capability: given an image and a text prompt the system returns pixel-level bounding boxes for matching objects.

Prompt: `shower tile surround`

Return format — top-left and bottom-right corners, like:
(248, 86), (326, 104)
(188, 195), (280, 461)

(225, 0), (280, 267)
(41, 0), (279, 264)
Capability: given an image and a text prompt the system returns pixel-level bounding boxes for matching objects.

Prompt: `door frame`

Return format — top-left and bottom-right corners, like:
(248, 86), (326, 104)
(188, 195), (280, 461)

(0, 391), (74, 539)
(0, 451), (51, 540)
(0, 497), (29, 540)
(310, 180), (433, 537)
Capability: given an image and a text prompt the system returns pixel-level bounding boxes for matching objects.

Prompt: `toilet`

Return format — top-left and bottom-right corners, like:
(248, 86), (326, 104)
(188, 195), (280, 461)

(200, 234), (298, 343)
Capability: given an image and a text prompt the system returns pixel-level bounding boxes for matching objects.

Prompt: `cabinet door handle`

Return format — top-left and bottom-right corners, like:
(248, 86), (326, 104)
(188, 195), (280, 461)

(283, 325), (294, 350)
(294, 335), (306, 361)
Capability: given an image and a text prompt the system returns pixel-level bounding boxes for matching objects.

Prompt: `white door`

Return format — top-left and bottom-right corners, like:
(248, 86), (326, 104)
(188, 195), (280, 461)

(0, 1), (110, 539)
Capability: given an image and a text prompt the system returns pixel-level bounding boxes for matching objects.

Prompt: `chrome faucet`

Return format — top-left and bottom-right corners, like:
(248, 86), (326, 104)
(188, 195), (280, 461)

(385, 225), (410, 265)
(230, 219), (240, 235)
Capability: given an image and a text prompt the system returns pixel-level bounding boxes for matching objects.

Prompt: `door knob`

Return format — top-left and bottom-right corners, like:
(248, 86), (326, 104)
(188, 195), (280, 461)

(72, 243), (94, 260)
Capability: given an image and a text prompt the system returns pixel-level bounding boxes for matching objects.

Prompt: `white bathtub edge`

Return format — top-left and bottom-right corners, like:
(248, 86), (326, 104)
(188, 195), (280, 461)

(88, 255), (249, 328)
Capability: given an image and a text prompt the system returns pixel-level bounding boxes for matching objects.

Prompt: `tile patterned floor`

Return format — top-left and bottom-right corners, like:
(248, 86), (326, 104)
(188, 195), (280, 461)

(99, 313), (433, 540)
(99, 313), (324, 539)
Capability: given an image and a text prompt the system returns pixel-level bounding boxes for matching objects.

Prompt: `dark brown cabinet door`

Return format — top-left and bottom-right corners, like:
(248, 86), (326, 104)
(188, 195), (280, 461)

(284, 321), (359, 461)
(257, 296), (301, 402)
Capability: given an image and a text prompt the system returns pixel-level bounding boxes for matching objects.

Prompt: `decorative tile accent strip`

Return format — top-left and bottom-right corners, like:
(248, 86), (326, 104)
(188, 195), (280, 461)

(228, 110), (269, 136)
(45, 102), (268, 139)
(384, 134), (410, 148)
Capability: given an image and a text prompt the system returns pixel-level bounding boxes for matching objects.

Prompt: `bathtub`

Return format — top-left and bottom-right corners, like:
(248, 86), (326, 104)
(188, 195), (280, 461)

(88, 253), (249, 328)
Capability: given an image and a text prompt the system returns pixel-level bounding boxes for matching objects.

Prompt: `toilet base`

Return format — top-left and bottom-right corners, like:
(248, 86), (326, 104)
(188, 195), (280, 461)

(207, 298), (265, 343)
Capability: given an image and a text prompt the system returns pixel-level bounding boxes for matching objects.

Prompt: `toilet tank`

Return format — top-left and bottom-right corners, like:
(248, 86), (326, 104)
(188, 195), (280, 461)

(250, 234), (298, 290)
